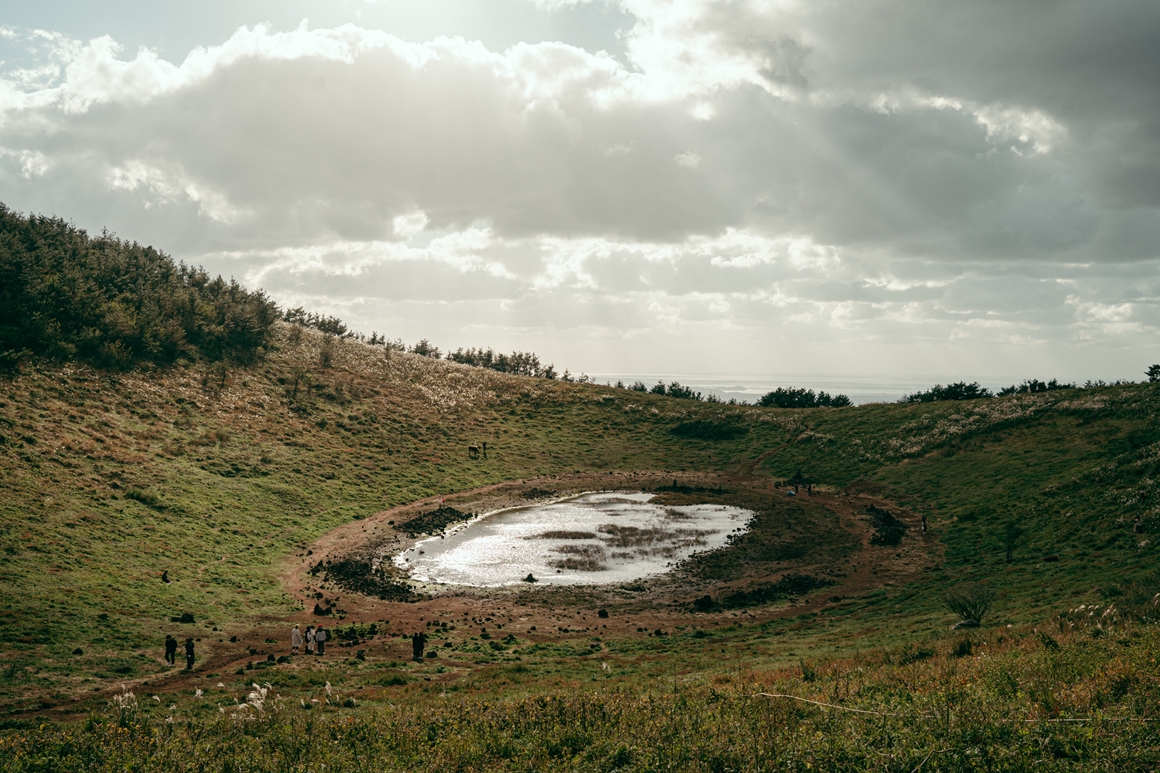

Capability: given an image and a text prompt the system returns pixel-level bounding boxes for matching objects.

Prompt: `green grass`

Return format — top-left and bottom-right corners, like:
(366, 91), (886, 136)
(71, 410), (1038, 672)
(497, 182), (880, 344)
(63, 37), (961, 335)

(7, 621), (1160, 771)
(2, 323), (1159, 764)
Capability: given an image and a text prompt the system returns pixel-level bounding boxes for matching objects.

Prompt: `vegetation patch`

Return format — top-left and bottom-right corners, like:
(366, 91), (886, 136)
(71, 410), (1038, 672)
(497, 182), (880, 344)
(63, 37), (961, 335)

(309, 558), (416, 602)
(0, 205), (278, 370)
(397, 507), (474, 536)
(865, 504), (908, 546)
(695, 574), (835, 611)
(535, 531), (597, 540)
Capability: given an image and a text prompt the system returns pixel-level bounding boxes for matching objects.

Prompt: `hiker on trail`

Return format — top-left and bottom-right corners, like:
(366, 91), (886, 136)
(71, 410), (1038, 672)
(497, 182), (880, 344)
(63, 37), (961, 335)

(807, 484), (813, 496)
(305, 625), (315, 654)
(315, 625), (327, 655)
(412, 631), (428, 662)
(1134, 516), (1144, 534)
(164, 635), (177, 667)
(291, 624), (302, 655)
(921, 515), (928, 534)
(184, 638), (195, 670)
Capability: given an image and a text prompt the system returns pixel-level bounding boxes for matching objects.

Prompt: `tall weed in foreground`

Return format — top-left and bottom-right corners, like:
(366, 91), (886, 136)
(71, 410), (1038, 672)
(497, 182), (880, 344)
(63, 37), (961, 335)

(8, 626), (1160, 771)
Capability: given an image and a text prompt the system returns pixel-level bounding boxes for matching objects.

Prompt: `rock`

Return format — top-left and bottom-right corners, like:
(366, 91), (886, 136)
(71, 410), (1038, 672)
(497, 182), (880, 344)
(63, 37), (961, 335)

(953, 619), (980, 629)
(72, 647), (83, 655)
(597, 609), (609, 618)
(169, 612), (195, 624)
(1042, 555), (1059, 563)
(523, 573), (538, 583)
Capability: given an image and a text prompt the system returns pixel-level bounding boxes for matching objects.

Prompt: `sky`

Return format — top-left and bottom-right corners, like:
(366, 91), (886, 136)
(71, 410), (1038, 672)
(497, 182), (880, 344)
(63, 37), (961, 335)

(1, 0), (1158, 396)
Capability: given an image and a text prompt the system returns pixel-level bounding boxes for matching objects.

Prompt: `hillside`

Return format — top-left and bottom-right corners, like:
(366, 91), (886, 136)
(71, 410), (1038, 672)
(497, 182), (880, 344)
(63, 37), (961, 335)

(0, 318), (1157, 718)
(3, 208), (1160, 770)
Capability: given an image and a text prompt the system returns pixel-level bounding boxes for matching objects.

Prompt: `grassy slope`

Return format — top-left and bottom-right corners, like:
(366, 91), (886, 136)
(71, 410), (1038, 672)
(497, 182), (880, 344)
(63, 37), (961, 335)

(0, 326), (788, 707)
(1, 324), (1158, 716)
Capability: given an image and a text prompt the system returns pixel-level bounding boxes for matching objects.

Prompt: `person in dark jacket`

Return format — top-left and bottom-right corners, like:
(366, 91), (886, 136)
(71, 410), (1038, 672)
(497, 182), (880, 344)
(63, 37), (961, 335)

(184, 638), (195, 670)
(164, 635), (178, 666)
(412, 631), (428, 661)
(315, 626), (327, 655)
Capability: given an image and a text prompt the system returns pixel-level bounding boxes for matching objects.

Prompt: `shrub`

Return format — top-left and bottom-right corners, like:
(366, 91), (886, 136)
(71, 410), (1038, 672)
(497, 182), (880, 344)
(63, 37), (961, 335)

(997, 378), (1075, 396)
(945, 584), (996, 624)
(758, 387), (852, 408)
(902, 381), (993, 403)
(447, 347), (557, 378)
(866, 505), (907, 546)
(408, 339), (441, 359)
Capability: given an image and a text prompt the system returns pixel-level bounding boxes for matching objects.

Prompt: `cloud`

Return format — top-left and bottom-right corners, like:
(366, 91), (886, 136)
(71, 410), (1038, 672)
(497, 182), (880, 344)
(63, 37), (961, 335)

(0, 3), (1158, 382)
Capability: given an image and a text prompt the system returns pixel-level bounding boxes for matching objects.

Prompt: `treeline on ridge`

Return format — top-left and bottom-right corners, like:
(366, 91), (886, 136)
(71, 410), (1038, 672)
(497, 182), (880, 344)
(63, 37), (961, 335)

(0, 205), (278, 370)
(6, 204), (1154, 409)
(901, 377), (1145, 404)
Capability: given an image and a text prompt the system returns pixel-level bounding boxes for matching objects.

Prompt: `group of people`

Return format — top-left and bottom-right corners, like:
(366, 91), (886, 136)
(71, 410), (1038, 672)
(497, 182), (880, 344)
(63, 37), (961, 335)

(162, 625), (333, 672)
(290, 624), (328, 655)
(167, 622), (438, 668)
(163, 635), (195, 670)
(411, 631), (428, 661)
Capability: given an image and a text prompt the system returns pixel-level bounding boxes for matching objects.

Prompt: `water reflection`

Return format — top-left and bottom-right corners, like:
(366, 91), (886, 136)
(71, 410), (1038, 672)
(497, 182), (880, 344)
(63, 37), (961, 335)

(393, 492), (753, 587)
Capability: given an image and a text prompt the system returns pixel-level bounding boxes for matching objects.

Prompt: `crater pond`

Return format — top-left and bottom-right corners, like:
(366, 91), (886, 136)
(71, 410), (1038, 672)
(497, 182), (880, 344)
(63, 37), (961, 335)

(393, 492), (754, 587)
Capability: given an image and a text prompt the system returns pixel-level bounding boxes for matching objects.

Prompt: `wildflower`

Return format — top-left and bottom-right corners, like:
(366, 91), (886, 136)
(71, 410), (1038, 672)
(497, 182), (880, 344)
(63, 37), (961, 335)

(194, 688), (204, 699)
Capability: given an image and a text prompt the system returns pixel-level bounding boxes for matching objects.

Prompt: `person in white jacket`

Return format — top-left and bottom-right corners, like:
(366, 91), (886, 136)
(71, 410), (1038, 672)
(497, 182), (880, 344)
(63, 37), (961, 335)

(305, 625), (315, 654)
(291, 624), (303, 655)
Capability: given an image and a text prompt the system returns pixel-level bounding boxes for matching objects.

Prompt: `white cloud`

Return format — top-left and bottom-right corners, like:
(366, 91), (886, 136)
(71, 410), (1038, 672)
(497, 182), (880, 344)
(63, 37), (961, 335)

(1, 3), (1158, 383)
(393, 210), (429, 238)
(107, 160), (245, 222)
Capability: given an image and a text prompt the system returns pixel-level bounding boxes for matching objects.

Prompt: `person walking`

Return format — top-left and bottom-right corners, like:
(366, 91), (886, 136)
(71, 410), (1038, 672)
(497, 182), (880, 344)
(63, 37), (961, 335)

(305, 625), (315, 655)
(164, 635), (177, 667)
(921, 514), (928, 534)
(291, 624), (303, 655)
(1134, 515), (1144, 534)
(183, 638), (195, 671)
(315, 625), (327, 655)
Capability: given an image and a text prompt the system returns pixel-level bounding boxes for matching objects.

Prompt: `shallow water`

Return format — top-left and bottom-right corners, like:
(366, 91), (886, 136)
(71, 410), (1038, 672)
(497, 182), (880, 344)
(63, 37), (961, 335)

(393, 492), (753, 587)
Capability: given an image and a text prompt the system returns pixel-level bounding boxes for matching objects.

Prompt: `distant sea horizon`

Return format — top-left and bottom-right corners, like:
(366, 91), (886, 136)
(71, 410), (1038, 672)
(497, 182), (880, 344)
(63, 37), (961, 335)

(585, 374), (1008, 406)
